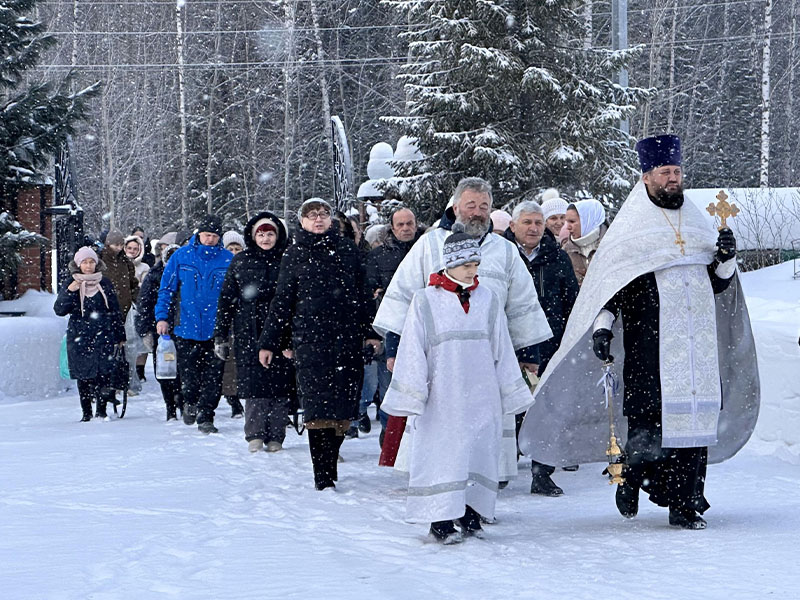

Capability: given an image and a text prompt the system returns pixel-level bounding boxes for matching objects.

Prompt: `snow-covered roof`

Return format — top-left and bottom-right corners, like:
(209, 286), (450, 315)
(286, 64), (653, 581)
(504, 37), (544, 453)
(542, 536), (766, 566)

(686, 187), (800, 250)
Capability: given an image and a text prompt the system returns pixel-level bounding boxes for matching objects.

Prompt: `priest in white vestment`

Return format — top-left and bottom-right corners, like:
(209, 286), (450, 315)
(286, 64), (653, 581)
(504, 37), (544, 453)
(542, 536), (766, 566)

(519, 135), (760, 530)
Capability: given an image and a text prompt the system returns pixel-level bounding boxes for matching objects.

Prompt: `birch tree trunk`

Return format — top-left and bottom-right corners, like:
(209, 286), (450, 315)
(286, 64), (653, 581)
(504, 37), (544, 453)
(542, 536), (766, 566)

(584, 1), (593, 50)
(308, 0), (333, 167)
(760, 0), (772, 187)
(282, 0), (297, 222)
(787, 0), (797, 181)
(175, 0), (189, 226)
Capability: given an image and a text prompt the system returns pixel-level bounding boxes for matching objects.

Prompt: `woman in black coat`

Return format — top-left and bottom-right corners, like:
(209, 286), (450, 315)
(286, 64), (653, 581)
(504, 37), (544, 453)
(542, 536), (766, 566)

(214, 211), (295, 452)
(54, 247), (126, 421)
(259, 199), (376, 490)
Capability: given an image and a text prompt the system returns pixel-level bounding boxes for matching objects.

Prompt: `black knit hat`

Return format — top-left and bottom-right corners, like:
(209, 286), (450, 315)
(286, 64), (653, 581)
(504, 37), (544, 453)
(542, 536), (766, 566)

(196, 214), (223, 237)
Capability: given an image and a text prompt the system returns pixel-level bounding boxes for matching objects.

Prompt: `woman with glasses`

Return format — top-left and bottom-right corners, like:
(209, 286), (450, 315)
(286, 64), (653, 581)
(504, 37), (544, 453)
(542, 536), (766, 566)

(258, 198), (377, 490)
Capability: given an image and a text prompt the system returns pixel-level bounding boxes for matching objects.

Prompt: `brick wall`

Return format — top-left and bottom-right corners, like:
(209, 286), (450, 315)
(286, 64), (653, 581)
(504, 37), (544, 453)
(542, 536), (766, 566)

(15, 186), (53, 295)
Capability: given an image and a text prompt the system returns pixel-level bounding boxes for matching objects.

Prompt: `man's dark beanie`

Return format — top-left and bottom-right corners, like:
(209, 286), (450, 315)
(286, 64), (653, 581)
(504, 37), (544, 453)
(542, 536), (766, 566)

(197, 214), (223, 237)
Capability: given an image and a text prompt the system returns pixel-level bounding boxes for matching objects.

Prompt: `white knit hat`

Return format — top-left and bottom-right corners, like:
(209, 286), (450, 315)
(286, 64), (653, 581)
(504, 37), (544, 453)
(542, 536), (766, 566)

(222, 230), (245, 249)
(540, 188), (569, 220)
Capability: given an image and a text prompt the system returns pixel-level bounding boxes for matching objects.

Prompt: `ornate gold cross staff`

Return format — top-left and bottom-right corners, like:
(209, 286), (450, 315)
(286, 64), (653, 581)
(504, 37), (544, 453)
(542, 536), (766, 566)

(706, 190), (740, 230)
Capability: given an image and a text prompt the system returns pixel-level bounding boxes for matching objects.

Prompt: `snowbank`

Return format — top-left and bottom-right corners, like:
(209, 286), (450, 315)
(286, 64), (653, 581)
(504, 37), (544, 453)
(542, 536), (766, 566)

(740, 261), (800, 462)
(0, 290), (68, 400)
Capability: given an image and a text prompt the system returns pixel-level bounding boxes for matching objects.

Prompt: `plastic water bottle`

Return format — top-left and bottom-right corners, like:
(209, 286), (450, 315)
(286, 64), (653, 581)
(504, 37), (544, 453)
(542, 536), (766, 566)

(156, 335), (178, 379)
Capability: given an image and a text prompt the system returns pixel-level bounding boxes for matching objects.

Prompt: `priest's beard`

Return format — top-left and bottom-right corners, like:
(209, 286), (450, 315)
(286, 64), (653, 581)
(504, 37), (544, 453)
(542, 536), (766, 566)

(648, 183), (685, 209)
(456, 215), (490, 237)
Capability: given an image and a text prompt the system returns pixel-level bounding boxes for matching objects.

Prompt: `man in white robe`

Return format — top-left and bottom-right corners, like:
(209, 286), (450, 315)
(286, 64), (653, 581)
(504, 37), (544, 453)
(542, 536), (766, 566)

(374, 177), (552, 482)
(518, 135), (760, 530)
(381, 231), (533, 544)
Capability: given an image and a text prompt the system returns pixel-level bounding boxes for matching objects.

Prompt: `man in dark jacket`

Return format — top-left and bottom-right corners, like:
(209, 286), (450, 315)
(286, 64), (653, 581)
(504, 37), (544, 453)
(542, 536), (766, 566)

(136, 243), (182, 421)
(505, 200), (579, 496)
(156, 215), (233, 434)
(360, 207), (421, 440)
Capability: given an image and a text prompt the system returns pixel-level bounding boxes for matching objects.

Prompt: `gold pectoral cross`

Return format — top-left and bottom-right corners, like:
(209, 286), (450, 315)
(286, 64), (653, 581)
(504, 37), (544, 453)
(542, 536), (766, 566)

(706, 190), (740, 230)
(675, 233), (686, 254)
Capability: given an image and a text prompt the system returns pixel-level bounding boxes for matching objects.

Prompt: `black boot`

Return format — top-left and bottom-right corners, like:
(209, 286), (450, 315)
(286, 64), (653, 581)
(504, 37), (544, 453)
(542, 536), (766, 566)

(669, 507), (707, 530)
(358, 413), (371, 434)
(458, 506), (485, 539)
(136, 363), (146, 382)
(80, 396), (93, 422)
(183, 402), (197, 425)
(429, 520), (462, 545)
(309, 429), (335, 490)
(616, 481), (639, 518)
(530, 471), (564, 496)
(165, 399), (178, 421)
(95, 397), (108, 419)
(227, 396), (244, 419)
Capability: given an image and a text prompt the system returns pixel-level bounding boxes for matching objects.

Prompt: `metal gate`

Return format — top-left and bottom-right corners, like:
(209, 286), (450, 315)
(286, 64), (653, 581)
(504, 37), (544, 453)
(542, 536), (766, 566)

(45, 137), (84, 290)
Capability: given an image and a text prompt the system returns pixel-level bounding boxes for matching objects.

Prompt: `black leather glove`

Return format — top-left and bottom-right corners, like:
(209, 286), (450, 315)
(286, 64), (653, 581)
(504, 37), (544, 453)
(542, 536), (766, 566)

(592, 329), (613, 362)
(715, 227), (736, 262)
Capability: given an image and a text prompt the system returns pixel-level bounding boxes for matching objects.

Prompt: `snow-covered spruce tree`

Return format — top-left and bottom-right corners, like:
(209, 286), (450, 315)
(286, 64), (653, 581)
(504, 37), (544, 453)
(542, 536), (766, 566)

(0, 211), (46, 287)
(0, 0), (98, 203)
(383, 0), (649, 222)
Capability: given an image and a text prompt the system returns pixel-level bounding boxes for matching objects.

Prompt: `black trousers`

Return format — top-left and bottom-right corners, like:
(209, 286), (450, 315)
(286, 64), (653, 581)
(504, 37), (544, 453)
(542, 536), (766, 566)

(174, 337), (224, 424)
(77, 378), (115, 417)
(624, 413), (710, 514)
(152, 350), (181, 411)
(308, 428), (344, 489)
(244, 397), (289, 443)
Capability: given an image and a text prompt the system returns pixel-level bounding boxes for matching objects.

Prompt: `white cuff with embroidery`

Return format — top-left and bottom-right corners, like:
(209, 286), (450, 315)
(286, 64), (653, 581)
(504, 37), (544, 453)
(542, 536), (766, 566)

(593, 309), (616, 333)
(715, 257), (737, 280)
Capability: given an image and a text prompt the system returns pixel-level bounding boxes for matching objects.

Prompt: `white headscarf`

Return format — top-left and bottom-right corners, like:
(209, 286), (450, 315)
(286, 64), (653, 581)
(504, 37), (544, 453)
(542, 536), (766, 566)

(572, 199), (606, 237)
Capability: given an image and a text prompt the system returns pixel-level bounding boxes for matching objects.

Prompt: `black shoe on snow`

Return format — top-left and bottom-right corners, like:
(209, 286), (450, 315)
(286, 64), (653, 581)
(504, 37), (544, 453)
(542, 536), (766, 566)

(183, 403), (197, 426)
(430, 520), (463, 545)
(136, 364), (146, 382)
(458, 506), (486, 539)
(229, 398), (244, 419)
(166, 405), (178, 421)
(80, 413), (92, 422)
(344, 425), (359, 439)
(498, 480), (509, 490)
(669, 508), (707, 530)
(615, 482), (639, 518)
(562, 464), (580, 471)
(530, 472), (564, 497)
(358, 413), (371, 434)
(198, 421), (218, 434)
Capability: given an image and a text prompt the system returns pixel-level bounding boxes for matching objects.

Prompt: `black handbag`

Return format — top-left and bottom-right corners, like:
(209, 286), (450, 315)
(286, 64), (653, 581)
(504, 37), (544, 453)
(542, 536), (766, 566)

(107, 345), (130, 392)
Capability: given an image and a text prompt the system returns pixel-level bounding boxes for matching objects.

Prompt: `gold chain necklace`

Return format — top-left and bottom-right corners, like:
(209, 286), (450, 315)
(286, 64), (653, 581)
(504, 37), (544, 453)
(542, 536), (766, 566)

(659, 207), (686, 255)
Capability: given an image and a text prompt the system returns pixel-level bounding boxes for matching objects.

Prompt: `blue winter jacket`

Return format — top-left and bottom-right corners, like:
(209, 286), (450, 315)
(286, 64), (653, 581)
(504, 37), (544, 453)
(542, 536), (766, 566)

(155, 235), (233, 341)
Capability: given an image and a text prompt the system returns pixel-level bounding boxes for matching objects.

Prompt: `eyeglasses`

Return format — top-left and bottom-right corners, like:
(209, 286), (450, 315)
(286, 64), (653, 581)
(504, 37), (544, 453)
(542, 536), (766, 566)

(304, 210), (331, 221)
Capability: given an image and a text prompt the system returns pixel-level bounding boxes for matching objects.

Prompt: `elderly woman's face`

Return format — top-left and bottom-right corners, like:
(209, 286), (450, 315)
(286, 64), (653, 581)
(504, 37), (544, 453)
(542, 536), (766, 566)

(79, 258), (97, 274)
(302, 207), (332, 234)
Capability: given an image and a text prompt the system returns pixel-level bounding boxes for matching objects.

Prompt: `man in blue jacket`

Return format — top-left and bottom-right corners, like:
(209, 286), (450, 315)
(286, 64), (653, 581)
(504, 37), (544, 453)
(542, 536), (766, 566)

(156, 215), (233, 433)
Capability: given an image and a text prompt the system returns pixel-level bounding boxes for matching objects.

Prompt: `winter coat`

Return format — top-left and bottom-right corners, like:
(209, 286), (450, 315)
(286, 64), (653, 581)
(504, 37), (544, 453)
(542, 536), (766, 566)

(259, 227), (372, 422)
(135, 261), (170, 337)
(502, 228), (579, 372)
(155, 234), (233, 341)
(53, 261), (126, 381)
(214, 211), (294, 400)
(99, 247), (139, 318)
(561, 223), (608, 285)
(364, 229), (423, 303)
(124, 235), (150, 284)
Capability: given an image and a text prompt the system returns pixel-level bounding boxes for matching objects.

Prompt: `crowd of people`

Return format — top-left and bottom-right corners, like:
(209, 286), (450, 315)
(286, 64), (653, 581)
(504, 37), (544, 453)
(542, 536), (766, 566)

(54, 134), (758, 544)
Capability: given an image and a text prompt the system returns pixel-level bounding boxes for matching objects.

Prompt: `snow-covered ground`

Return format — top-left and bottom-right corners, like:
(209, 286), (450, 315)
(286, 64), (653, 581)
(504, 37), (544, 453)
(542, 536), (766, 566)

(1, 262), (799, 599)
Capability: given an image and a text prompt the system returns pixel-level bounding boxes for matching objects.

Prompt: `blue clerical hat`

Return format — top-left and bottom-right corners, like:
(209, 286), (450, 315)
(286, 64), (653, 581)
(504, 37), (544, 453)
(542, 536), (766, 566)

(635, 134), (682, 173)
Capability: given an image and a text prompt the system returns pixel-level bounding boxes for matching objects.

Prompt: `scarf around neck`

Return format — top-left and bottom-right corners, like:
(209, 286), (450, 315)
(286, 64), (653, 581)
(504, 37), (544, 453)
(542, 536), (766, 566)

(428, 271), (479, 313)
(72, 272), (109, 316)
